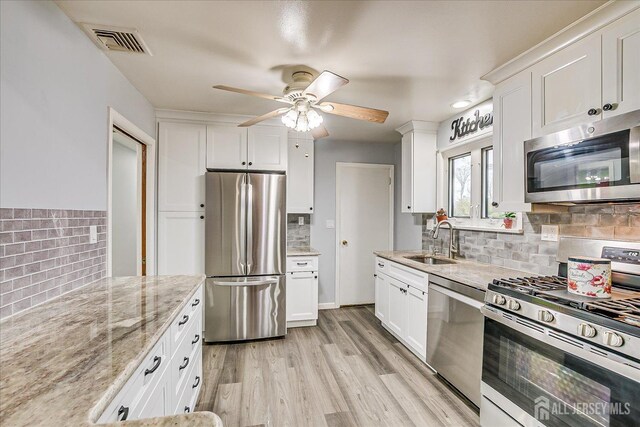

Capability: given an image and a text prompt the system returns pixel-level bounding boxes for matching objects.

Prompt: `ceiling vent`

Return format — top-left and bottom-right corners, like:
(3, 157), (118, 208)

(81, 23), (152, 55)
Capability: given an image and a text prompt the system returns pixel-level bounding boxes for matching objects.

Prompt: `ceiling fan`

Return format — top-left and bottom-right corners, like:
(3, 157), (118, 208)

(213, 70), (389, 140)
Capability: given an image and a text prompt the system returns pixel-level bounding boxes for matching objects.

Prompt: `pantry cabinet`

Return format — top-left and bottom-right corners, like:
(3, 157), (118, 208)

(287, 134), (314, 213)
(206, 125), (287, 171)
(158, 122), (206, 212)
(396, 122), (438, 214)
(374, 257), (428, 361)
(158, 212), (204, 275)
(492, 70), (532, 212)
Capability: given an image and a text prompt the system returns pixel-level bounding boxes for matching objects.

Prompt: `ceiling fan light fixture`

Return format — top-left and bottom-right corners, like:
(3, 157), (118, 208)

(281, 108), (323, 132)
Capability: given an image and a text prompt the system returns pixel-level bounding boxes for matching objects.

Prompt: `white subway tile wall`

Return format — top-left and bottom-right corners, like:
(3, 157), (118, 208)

(287, 214), (311, 248)
(0, 208), (106, 319)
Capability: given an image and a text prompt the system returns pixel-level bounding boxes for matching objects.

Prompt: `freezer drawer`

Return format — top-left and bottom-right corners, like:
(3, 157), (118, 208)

(204, 276), (286, 342)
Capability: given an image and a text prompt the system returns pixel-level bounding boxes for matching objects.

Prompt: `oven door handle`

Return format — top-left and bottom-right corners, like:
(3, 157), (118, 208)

(482, 306), (640, 382)
(429, 283), (484, 310)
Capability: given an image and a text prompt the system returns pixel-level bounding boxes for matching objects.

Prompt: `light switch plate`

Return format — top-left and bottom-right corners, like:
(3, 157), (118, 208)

(298, 216), (305, 225)
(541, 225), (559, 242)
(89, 225), (98, 244)
(326, 219), (335, 229)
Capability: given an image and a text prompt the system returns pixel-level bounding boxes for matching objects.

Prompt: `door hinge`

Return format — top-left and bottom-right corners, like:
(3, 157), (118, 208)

(388, 177), (392, 185)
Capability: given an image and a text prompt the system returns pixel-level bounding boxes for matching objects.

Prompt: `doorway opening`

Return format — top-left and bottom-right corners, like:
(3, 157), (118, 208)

(107, 108), (156, 277)
(336, 162), (394, 307)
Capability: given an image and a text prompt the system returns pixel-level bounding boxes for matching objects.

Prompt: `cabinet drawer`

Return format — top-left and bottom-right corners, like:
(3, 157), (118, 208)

(170, 314), (202, 405)
(286, 256), (318, 272)
(97, 333), (169, 423)
(388, 261), (428, 292)
(170, 285), (203, 356)
(174, 350), (203, 415)
(375, 257), (389, 274)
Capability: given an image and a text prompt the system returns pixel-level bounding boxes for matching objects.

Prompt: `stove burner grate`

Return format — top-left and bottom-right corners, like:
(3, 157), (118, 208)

(492, 275), (567, 293)
(584, 297), (640, 326)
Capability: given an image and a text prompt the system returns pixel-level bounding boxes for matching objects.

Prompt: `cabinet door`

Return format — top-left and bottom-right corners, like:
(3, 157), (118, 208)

(287, 137), (314, 213)
(401, 133), (413, 213)
(135, 374), (169, 420)
(405, 286), (427, 359)
(158, 212), (204, 275)
(286, 271), (318, 322)
(247, 126), (288, 171)
(602, 8), (640, 118)
(374, 273), (389, 324)
(206, 125), (247, 170)
(492, 70), (532, 212)
(158, 122), (206, 211)
(531, 32), (602, 137)
(387, 278), (407, 337)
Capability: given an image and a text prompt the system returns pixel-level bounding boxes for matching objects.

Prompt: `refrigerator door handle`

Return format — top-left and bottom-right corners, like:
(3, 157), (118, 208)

(246, 182), (254, 273)
(239, 177), (247, 275)
(212, 277), (279, 287)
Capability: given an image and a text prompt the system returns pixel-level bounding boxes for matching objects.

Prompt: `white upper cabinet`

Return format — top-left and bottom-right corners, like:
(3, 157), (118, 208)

(206, 125), (247, 170)
(602, 8), (640, 118)
(158, 122), (206, 212)
(247, 126), (288, 171)
(531, 32), (602, 137)
(397, 121), (438, 213)
(492, 70), (532, 212)
(287, 135), (314, 213)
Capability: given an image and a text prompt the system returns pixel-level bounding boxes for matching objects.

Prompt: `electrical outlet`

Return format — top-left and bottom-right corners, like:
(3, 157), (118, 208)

(541, 225), (559, 242)
(326, 219), (335, 229)
(298, 216), (304, 225)
(89, 225), (98, 244)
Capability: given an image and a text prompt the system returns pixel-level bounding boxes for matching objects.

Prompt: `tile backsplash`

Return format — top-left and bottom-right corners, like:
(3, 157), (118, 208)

(423, 203), (640, 276)
(287, 214), (311, 248)
(0, 208), (106, 319)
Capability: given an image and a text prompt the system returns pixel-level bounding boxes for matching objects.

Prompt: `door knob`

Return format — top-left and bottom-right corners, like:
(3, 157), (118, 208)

(341, 240), (348, 246)
(603, 103), (616, 111)
(587, 108), (600, 116)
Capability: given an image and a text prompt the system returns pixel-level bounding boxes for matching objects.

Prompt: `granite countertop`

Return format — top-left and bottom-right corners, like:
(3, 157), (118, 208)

(374, 250), (537, 291)
(0, 275), (222, 427)
(287, 246), (321, 256)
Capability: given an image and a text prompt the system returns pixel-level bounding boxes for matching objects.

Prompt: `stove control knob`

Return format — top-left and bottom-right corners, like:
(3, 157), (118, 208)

(492, 295), (506, 306)
(507, 300), (521, 311)
(603, 331), (624, 347)
(577, 323), (597, 338)
(537, 310), (554, 323)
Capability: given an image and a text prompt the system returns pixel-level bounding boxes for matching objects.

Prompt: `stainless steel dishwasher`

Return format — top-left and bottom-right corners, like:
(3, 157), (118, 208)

(427, 274), (485, 407)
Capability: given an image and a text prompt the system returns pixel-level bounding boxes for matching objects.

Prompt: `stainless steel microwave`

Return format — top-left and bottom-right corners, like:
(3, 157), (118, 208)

(524, 110), (640, 203)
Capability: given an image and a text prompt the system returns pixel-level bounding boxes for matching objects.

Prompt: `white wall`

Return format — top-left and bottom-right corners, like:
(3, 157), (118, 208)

(112, 136), (138, 276)
(0, 0), (155, 210)
(310, 139), (401, 304)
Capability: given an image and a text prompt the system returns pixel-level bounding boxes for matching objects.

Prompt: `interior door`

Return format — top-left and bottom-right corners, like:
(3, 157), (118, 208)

(337, 164), (393, 305)
(246, 173), (286, 276)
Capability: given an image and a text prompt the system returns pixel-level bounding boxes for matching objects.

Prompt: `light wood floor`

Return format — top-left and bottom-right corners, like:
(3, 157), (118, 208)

(195, 305), (480, 427)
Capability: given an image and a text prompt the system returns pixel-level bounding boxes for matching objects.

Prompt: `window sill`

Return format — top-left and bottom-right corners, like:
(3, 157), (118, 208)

(427, 217), (524, 234)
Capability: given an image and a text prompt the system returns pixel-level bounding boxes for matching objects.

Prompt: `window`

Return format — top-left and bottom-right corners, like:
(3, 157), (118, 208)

(449, 154), (472, 217)
(482, 147), (499, 218)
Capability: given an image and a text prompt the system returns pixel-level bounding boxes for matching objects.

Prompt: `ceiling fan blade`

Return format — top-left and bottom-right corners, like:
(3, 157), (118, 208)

(238, 108), (290, 127)
(213, 85), (291, 104)
(303, 71), (349, 102)
(311, 124), (329, 140)
(318, 101), (389, 124)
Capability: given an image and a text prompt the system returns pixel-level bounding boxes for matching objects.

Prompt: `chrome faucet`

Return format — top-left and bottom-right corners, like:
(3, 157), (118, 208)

(431, 220), (457, 259)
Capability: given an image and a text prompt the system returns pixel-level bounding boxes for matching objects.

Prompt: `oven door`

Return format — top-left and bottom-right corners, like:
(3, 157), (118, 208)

(482, 310), (640, 427)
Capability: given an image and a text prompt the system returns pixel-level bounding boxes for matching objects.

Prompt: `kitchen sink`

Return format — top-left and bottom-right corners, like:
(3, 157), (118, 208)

(404, 255), (456, 265)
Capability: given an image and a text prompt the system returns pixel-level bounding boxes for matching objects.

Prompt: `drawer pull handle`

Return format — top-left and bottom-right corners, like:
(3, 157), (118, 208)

(377, 263), (384, 267)
(185, 406), (191, 413)
(192, 298), (200, 307)
(296, 262), (308, 266)
(179, 314), (189, 326)
(192, 375), (201, 388)
(192, 334), (200, 345)
(144, 356), (162, 376)
(179, 357), (190, 370)
(118, 405), (129, 421)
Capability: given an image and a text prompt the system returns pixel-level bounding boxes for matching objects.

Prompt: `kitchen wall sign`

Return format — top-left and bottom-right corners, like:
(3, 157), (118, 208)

(436, 99), (493, 151)
(450, 109), (493, 142)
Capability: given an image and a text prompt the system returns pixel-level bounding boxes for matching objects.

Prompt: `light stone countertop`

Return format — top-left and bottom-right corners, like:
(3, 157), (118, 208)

(0, 275), (222, 427)
(374, 250), (538, 291)
(287, 246), (321, 256)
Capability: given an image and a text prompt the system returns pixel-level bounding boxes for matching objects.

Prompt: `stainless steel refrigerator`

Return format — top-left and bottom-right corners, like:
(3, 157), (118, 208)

(204, 171), (287, 342)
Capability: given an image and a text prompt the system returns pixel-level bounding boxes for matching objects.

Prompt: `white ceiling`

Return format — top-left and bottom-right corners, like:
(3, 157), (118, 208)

(56, 0), (605, 143)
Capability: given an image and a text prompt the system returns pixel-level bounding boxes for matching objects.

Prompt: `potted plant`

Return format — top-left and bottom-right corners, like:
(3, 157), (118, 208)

(436, 208), (448, 223)
(502, 212), (516, 229)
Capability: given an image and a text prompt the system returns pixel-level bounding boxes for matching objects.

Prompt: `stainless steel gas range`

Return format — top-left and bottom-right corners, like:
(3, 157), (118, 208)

(480, 237), (640, 427)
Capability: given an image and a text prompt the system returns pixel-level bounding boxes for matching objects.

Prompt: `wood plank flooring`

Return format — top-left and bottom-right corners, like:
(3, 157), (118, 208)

(195, 305), (480, 427)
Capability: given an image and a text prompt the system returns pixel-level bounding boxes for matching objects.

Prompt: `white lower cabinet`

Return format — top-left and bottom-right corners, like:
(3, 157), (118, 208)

(158, 212), (205, 275)
(98, 285), (203, 424)
(374, 257), (428, 361)
(286, 256), (319, 327)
